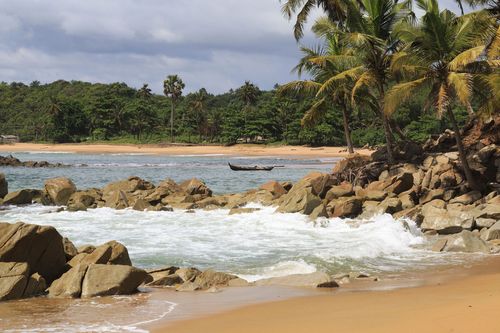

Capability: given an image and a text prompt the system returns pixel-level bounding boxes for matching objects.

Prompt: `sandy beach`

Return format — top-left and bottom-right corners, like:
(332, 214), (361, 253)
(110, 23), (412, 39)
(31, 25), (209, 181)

(154, 257), (500, 333)
(0, 143), (372, 158)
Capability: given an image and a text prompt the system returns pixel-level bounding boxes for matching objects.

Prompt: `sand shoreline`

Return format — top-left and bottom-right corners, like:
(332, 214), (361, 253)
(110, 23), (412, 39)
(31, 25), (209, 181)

(0, 142), (372, 158)
(151, 256), (500, 333)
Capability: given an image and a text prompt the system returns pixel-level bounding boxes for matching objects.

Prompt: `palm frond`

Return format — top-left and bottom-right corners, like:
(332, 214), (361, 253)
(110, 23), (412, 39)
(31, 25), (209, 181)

(278, 80), (322, 97)
(436, 83), (450, 118)
(448, 45), (486, 71)
(316, 66), (364, 96)
(351, 71), (376, 104)
(302, 97), (327, 127)
(447, 72), (473, 108)
(384, 78), (430, 115)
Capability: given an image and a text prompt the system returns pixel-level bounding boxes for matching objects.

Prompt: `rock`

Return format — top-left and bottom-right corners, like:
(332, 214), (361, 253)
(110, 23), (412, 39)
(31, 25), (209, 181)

(78, 244), (112, 266)
(193, 270), (238, 289)
(179, 178), (212, 197)
(420, 204), (474, 234)
(77, 245), (96, 254)
(175, 267), (201, 282)
(377, 197), (402, 214)
(63, 237), (78, 260)
(44, 177), (77, 205)
(23, 273), (47, 297)
(229, 207), (261, 215)
(431, 238), (448, 252)
(476, 218), (497, 229)
(276, 188), (321, 215)
(355, 188), (387, 201)
(481, 222), (500, 241)
(228, 278), (250, 287)
(472, 201), (500, 220)
(48, 264), (89, 298)
(0, 173), (7, 198)
(399, 191), (417, 210)
(325, 182), (354, 201)
(0, 262), (29, 301)
(102, 176), (153, 208)
(419, 188), (445, 204)
(439, 169), (463, 188)
(259, 181), (288, 199)
(328, 197), (362, 218)
(105, 241), (132, 266)
(147, 273), (183, 287)
(132, 199), (153, 211)
(68, 253), (88, 267)
(0, 222), (66, 284)
(309, 203), (328, 220)
(67, 190), (101, 211)
(444, 231), (489, 253)
(2, 190), (34, 205)
(81, 264), (148, 298)
(197, 197), (225, 209)
(255, 272), (338, 288)
(384, 173), (414, 195)
(176, 281), (201, 292)
(450, 191), (482, 205)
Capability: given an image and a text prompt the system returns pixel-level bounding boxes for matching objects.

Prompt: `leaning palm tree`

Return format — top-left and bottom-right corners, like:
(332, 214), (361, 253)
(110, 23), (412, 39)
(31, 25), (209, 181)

(384, 0), (497, 190)
(279, 17), (359, 153)
(163, 75), (185, 142)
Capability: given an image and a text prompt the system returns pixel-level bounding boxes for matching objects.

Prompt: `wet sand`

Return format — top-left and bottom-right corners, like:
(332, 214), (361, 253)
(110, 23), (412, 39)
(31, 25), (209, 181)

(152, 256), (500, 333)
(0, 143), (372, 158)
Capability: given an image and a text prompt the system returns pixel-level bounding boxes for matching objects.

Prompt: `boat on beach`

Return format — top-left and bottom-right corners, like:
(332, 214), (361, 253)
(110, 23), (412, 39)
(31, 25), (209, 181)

(228, 162), (275, 171)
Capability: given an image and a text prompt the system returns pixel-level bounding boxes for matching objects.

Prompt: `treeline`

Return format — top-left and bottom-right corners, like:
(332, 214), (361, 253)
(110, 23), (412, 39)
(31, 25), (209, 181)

(0, 78), (467, 146)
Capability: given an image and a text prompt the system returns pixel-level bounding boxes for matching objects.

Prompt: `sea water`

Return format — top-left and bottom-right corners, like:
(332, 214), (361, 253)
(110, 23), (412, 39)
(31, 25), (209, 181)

(0, 151), (483, 332)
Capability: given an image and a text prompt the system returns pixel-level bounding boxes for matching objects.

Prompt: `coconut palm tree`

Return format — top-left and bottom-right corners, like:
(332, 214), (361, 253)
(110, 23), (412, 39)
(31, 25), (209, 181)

(279, 17), (360, 153)
(190, 88), (209, 140)
(163, 75), (185, 142)
(454, 0), (499, 15)
(138, 84), (152, 99)
(237, 81), (260, 142)
(384, 0), (497, 190)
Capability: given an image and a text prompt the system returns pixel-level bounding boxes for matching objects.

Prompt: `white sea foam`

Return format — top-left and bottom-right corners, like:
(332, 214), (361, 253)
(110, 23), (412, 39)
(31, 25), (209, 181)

(0, 204), (459, 279)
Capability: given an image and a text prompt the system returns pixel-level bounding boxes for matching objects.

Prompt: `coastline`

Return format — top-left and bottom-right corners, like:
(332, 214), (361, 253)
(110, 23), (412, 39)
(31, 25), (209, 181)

(0, 142), (372, 158)
(152, 255), (500, 333)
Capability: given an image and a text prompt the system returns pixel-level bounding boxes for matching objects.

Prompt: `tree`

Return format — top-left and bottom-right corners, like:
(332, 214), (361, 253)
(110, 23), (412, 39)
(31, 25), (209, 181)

(237, 81), (260, 142)
(454, 0), (500, 15)
(384, 0), (497, 190)
(138, 83), (152, 99)
(189, 88), (209, 140)
(280, 17), (359, 153)
(163, 75), (185, 142)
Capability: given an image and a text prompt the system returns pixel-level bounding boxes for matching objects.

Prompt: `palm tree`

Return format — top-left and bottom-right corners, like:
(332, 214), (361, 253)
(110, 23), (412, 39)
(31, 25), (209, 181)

(384, 0), (497, 190)
(190, 88), (209, 140)
(138, 84), (152, 99)
(237, 81), (260, 142)
(454, 0), (499, 15)
(280, 0), (362, 40)
(279, 17), (359, 153)
(163, 75), (185, 142)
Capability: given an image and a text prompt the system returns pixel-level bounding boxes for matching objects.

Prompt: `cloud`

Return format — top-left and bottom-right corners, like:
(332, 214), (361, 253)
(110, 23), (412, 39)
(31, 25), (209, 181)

(0, 0), (473, 94)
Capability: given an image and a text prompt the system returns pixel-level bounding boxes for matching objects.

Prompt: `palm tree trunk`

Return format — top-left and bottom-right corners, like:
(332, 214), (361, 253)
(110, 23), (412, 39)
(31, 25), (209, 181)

(170, 101), (174, 142)
(446, 108), (482, 191)
(378, 84), (395, 164)
(341, 104), (354, 154)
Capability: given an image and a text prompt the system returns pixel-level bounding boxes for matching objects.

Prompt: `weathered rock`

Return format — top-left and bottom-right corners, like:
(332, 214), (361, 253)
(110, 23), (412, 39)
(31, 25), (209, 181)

(259, 181), (288, 199)
(255, 272), (338, 288)
(431, 238), (448, 252)
(175, 267), (201, 282)
(0, 262), (29, 301)
(439, 169), (463, 188)
(325, 182), (354, 201)
(44, 177), (77, 205)
(444, 231), (489, 253)
(309, 203), (328, 220)
(419, 188), (445, 204)
(48, 264), (89, 298)
(276, 188), (321, 215)
(420, 204), (474, 234)
(147, 273), (183, 287)
(81, 264), (148, 298)
(481, 222), (500, 241)
(193, 269), (238, 289)
(476, 218), (497, 229)
(77, 245), (96, 254)
(23, 273), (47, 297)
(2, 190), (34, 205)
(0, 222), (66, 284)
(106, 241), (132, 266)
(63, 237), (78, 260)
(102, 176), (154, 208)
(355, 188), (387, 201)
(377, 197), (402, 214)
(176, 281), (201, 292)
(179, 178), (212, 197)
(0, 173), (7, 199)
(67, 190), (101, 211)
(132, 199), (153, 211)
(79, 244), (112, 266)
(328, 197), (362, 218)
(449, 191), (482, 205)
(228, 278), (250, 287)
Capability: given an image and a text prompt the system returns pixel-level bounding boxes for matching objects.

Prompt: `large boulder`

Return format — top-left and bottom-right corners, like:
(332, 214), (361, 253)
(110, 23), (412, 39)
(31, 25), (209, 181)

(481, 221), (500, 241)
(420, 203), (474, 234)
(67, 189), (102, 211)
(0, 262), (29, 301)
(276, 188), (321, 214)
(193, 269), (239, 289)
(2, 190), (34, 205)
(102, 176), (154, 209)
(0, 222), (66, 284)
(106, 241), (132, 266)
(327, 197), (362, 218)
(81, 264), (148, 298)
(255, 272), (338, 288)
(259, 181), (288, 199)
(325, 182), (354, 201)
(23, 272), (47, 298)
(0, 173), (7, 199)
(444, 231), (489, 253)
(47, 264), (88, 298)
(44, 177), (77, 205)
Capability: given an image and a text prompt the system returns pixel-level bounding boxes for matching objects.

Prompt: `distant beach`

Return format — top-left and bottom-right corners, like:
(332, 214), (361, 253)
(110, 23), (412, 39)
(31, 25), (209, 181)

(1, 143), (373, 158)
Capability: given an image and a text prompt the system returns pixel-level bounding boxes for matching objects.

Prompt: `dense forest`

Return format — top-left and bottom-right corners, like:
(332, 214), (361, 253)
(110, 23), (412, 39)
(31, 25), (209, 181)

(0, 0), (497, 150)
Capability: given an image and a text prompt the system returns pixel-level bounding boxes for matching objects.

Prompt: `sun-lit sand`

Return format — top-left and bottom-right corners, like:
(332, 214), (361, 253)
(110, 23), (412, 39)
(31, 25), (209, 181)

(153, 257), (500, 333)
(0, 143), (372, 158)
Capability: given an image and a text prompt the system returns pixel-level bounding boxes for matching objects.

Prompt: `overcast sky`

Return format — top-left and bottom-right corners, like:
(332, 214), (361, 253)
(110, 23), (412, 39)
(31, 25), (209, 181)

(0, 0), (469, 94)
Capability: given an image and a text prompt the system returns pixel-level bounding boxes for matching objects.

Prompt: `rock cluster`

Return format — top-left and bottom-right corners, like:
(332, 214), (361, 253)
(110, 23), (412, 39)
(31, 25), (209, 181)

(0, 155), (67, 168)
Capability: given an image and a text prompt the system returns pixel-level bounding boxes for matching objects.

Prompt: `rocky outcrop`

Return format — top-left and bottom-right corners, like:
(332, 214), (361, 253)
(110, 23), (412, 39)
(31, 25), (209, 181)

(255, 272), (338, 288)
(2, 189), (35, 205)
(0, 222), (66, 284)
(44, 177), (77, 205)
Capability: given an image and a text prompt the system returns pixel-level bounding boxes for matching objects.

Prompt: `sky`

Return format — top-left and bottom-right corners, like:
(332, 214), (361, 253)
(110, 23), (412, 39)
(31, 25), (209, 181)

(0, 0), (469, 94)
